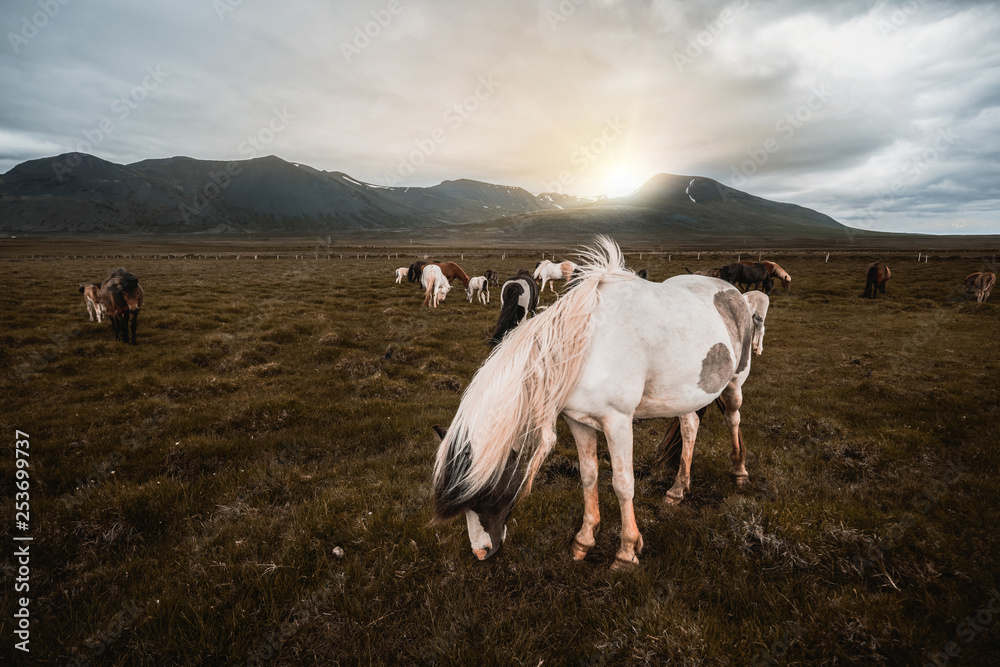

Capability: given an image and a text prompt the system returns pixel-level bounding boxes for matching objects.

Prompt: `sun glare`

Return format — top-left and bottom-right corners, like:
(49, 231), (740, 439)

(603, 165), (644, 198)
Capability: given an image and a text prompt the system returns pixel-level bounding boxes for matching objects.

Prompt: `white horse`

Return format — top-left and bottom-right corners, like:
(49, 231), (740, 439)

(467, 276), (489, 304)
(421, 264), (451, 308)
(79, 283), (106, 322)
(532, 259), (577, 295)
(394, 267), (408, 284)
(433, 237), (765, 568)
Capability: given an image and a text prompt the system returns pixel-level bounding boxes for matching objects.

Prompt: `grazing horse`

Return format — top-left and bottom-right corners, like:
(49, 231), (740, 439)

(433, 237), (760, 568)
(686, 267), (721, 278)
(720, 262), (773, 293)
(740, 260), (792, 292)
(533, 259), (578, 295)
(100, 268), (143, 344)
(79, 283), (106, 322)
(763, 261), (791, 292)
(421, 264), (451, 308)
(394, 267), (408, 284)
(484, 270), (500, 287)
(436, 262), (471, 288)
(965, 272), (996, 303)
(862, 262), (891, 299)
(635, 269), (648, 280)
(467, 276), (490, 304)
(490, 270), (539, 346)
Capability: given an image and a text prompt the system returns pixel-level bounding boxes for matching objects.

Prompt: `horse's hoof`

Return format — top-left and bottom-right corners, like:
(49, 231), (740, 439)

(570, 538), (592, 561)
(663, 489), (684, 505)
(610, 555), (639, 571)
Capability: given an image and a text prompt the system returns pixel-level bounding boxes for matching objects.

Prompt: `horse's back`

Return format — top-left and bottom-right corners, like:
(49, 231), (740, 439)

(567, 276), (752, 419)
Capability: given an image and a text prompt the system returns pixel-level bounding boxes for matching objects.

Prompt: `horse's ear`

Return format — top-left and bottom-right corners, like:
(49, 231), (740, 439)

(432, 425), (448, 440)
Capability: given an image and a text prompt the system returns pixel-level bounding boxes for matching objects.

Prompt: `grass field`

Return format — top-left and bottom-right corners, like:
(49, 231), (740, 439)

(2, 239), (999, 666)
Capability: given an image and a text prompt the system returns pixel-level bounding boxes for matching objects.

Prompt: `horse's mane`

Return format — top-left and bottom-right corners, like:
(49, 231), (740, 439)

(105, 268), (139, 292)
(433, 236), (635, 519)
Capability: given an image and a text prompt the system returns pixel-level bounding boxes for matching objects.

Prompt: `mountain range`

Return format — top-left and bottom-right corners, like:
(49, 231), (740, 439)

(0, 152), (866, 244)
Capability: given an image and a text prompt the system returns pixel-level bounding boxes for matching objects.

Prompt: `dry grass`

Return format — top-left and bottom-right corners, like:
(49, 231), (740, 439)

(1, 240), (999, 665)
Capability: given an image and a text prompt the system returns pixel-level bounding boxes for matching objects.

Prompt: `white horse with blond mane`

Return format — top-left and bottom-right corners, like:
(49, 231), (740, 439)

(432, 237), (765, 568)
(532, 259), (577, 295)
(421, 264), (451, 308)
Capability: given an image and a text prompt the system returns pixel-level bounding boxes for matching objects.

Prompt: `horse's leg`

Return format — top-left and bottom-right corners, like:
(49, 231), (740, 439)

(564, 416), (600, 561)
(129, 311), (138, 344)
(720, 382), (749, 487)
(603, 413), (643, 568)
(664, 412), (700, 505)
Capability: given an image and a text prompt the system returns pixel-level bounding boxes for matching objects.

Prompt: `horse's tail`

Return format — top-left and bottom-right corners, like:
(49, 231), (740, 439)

(490, 282), (525, 346)
(863, 264), (877, 298)
(685, 267), (693, 274)
(434, 236), (629, 521)
(654, 399), (724, 468)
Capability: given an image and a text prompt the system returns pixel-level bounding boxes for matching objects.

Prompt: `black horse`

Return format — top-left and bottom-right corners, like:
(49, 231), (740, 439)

(719, 262), (773, 293)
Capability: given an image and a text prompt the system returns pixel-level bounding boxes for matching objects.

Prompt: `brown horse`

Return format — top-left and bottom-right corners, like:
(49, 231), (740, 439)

(862, 262), (891, 299)
(79, 283), (105, 322)
(483, 270), (500, 287)
(100, 269), (144, 344)
(740, 260), (791, 291)
(965, 272), (996, 303)
(436, 261), (471, 288)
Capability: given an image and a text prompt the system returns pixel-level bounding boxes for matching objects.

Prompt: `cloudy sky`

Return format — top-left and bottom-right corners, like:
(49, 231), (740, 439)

(2, 0), (999, 234)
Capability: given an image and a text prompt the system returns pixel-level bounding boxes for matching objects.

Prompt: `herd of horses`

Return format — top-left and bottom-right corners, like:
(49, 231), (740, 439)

(73, 249), (994, 568)
(399, 248), (996, 567)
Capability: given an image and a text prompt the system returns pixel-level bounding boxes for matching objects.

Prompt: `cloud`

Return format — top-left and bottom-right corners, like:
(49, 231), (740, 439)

(1, 0), (998, 234)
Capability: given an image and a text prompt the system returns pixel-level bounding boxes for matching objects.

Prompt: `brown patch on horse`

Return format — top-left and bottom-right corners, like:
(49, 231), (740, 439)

(697, 342), (734, 393)
(713, 290), (752, 374)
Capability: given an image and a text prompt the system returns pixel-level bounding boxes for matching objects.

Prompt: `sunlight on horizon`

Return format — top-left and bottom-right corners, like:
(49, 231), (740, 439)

(601, 163), (647, 198)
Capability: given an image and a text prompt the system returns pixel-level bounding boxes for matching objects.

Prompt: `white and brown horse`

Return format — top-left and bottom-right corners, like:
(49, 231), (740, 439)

(533, 259), (578, 295)
(79, 283), (106, 322)
(394, 267), (408, 284)
(433, 237), (762, 568)
(100, 269), (144, 344)
(965, 272), (996, 303)
(421, 264), (451, 308)
(466, 276), (489, 305)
